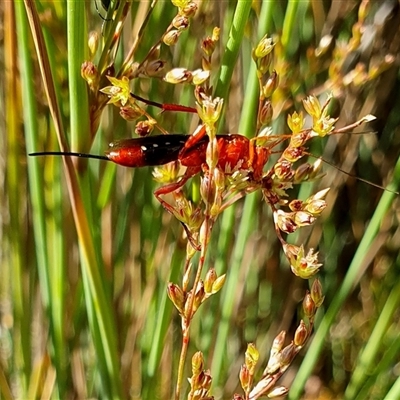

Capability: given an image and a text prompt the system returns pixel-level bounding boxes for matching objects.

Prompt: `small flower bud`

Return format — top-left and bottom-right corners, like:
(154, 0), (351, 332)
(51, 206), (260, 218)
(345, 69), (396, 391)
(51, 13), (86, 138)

(163, 29), (181, 46)
(199, 370), (212, 390)
(245, 343), (259, 374)
(289, 130), (309, 148)
(172, 14), (189, 30)
(271, 331), (286, 356)
(194, 85), (206, 104)
(289, 199), (303, 212)
(167, 283), (185, 314)
(294, 211), (316, 227)
(81, 61), (99, 89)
(164, 68), (192, 84)
(200, 173), (216, 206)
(274, 210), (297, 234)
(280, 343), (295, 369)
(258, 100), (273, 126)
(282, 146), (305, 163)
(88, 31), (100, 58)
(310, 158), (322, 179)
(143, 59), (165, 77)
(204, 268), (217, 293)
(192, 351), (204, 375)
(201, 36), (217, 58)
(194, 280), (205, 308)
(268, 386), (289, 398)
(304, 199), (327, 215)
(303, 292), (316, 319)
(262, 70), (279, 98)
(311, 278), (325, 307)
(239, 365), (251, 392)
(274, 160), (294, 181)
(192, 69), (210, 85)
(294, 320), (308, 346)
(135, 120), (155, 136)
(119, 105), (142, 122)
(181, 1), (198, 17)
(211, 274), (226, 294)
(294, 162), (313, 182)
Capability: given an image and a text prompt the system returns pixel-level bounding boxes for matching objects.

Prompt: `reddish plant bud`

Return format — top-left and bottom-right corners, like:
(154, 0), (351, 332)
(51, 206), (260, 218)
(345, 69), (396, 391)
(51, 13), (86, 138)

(282, 146), (305, 162)
(201, 36), (217, 57)
(200, 173), (216, 207)
(167, 283), (185, 314)
(274, 210), (297, 234)
(239, 365), (250, 392)
(294, 320), (308, 346)
(262, 70), (279, 98)
(172, 14), (189, 30)
(303, 292), (316, 319)
(280, 343), (295, 369)
(259, 100), (273, 126)
(81, 61), (98, 89)
(274, 160), (294, 181)
(199, 370), (212, 390)
(119, 106), (141, 122)
(135, 120), (155, 137)
(289, 199), (303, 212)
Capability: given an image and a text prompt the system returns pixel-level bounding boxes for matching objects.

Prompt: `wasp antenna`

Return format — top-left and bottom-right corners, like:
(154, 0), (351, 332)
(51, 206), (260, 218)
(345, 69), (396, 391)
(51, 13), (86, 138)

(307, 153), (399, 195)
(332, 130), (378, 136)
(29, 151), (109, 162)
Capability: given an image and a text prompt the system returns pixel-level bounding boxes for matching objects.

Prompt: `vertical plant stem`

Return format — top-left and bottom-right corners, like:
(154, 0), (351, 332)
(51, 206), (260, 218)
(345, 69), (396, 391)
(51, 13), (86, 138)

(4, 1), (31, 392)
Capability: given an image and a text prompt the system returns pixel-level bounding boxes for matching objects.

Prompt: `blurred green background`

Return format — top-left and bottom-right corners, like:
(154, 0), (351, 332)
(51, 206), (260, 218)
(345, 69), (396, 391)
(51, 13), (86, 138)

(2, 0), (400, 399)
